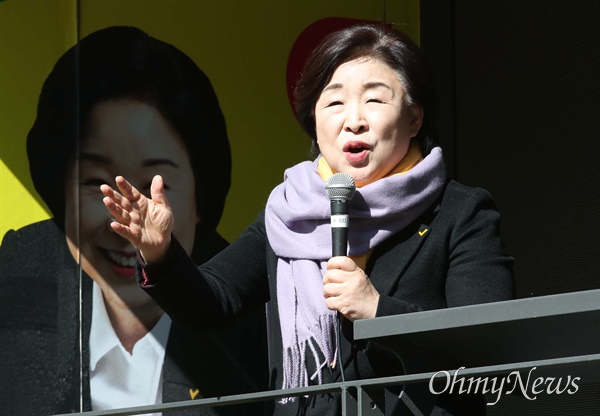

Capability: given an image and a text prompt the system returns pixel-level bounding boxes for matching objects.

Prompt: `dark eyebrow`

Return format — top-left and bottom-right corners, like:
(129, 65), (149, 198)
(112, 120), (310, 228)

(78, 152), (111, 164)
(321, 82), (393, 93)
(364, 81), (393, 91)
(78, 153), (179, 169)
(143, 158), (180, 169)
(322, 83), (342, 93)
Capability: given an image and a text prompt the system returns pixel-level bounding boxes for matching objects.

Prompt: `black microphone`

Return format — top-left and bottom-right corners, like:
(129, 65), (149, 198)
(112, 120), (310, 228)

(325, 173), (356, 257)
(325, 173), (355, 382)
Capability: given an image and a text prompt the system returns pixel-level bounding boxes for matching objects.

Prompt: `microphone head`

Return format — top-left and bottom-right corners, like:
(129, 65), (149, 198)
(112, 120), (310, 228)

(326, 173), (356, 202)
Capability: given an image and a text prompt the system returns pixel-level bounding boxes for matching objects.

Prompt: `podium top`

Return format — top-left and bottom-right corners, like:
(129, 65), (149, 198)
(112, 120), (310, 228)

(354, 289), (600, 376)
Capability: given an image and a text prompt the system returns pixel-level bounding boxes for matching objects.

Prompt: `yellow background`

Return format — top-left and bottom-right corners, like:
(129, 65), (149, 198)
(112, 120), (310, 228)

(0, 0), (419, 242)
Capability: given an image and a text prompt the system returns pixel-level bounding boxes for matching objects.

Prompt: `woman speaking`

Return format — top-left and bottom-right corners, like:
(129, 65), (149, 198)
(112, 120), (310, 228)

(102, 23), (514, 416)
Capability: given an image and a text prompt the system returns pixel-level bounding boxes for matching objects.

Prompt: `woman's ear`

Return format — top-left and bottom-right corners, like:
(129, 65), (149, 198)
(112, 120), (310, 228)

(409, 104), (424, 137)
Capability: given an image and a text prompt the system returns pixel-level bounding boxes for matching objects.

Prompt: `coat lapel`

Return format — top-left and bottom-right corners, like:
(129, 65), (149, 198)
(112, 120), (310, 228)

(52, 221), (94, 412)
(161, 328), (203, 404)
(162, 354), (192, 403)
(367, 210), (437, 297)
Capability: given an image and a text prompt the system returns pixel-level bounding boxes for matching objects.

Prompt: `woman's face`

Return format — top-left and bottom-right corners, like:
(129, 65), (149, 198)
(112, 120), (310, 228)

(64, 99), (198, 309)
(314, 58), (423, 186)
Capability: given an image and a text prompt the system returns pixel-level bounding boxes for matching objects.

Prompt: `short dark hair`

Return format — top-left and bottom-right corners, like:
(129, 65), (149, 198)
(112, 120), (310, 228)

(27, 26), (231, 231)
(294, 23), (437, 156)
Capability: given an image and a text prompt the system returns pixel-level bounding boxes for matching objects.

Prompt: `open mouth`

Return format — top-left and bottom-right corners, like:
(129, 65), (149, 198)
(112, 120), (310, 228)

(105, 250), (137, 267)
(343, 141), (370, 162)
(343, 141), (370, 153)
(100, 248), (137, 278)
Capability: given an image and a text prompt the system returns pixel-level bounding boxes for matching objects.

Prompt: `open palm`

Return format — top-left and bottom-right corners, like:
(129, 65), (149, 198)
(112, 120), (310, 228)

(101, 175), (173, 263)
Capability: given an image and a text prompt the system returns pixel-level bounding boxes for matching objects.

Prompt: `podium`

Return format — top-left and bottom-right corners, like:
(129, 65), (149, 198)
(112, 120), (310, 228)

(352, 289), (600, 415)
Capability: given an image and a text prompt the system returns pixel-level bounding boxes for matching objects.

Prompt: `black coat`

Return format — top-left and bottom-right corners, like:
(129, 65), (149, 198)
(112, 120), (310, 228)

(143, 180), (514, 416)
(0, 219), (268, 415)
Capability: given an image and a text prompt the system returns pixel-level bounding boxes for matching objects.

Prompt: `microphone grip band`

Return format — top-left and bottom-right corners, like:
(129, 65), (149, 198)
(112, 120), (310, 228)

(332, 227), (348, 257)
(330, 200), (349, 257)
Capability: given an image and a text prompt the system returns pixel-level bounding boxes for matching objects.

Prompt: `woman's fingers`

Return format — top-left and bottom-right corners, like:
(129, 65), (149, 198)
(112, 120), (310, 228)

(150, 175), (170, 208)
(322, 259), (380, 320)
(322, 270), (346, 284)
(101, 180), (143, 231)
(115, 175), (143, 203)
(323, 283), (342, 300)
(108, 220), (137, 243)
(101, 175), (173, 257)
(322, 259), (354, 298)
(326, 256), (359, 272)
(102, 196), (132, 225)
(100, 183), (132, 212)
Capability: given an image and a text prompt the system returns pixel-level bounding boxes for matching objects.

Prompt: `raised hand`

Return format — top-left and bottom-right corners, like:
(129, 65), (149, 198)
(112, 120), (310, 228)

(101, 175), (174, 263)
(322, 256), (380, 321)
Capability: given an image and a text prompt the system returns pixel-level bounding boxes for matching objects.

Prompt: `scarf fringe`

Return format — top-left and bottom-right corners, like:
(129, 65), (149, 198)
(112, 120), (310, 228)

(279, 314), (338, 403)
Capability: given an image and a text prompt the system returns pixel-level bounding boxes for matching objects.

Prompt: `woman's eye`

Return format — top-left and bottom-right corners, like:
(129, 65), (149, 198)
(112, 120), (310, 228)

(327, 101), (342, 107)
(81, 178), (106, 187)
(140, 183), (153, 198)
(141, 182), (170, 196)
(367, 98), (383, 103)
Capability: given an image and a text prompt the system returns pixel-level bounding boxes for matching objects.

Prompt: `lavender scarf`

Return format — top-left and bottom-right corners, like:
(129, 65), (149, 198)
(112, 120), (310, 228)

(265, 147), (447, 396)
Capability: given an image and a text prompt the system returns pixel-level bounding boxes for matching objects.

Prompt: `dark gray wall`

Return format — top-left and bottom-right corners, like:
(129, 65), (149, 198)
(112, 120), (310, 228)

(421, 0), (599, 297)
(421, 0), (599, 414)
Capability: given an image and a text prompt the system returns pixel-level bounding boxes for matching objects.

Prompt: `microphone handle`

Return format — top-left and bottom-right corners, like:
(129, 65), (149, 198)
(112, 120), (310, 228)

(330, 200), (349, 257)
(330, 199), (349, 382)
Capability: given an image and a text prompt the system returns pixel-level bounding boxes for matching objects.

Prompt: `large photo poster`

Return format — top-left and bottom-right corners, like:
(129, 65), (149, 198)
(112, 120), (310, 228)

(0, 1), (419, 414)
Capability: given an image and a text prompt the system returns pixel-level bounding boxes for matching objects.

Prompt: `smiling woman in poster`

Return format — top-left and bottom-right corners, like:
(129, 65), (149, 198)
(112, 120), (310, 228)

(0, 26), (267, 415)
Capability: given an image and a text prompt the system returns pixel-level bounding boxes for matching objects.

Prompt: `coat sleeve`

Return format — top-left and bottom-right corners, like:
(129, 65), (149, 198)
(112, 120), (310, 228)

(140, 212), (270, 330)
(444, 186), (514, 306)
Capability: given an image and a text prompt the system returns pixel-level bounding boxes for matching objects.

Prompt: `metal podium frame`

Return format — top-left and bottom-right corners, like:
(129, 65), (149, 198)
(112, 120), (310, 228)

(53, 289), (600, 416)
(352, 289), (600, 415)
